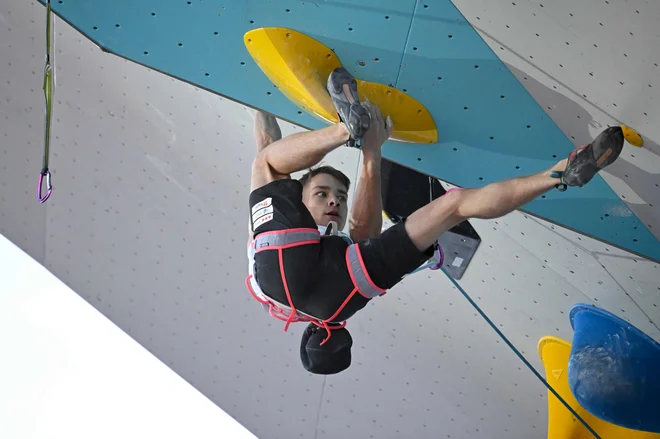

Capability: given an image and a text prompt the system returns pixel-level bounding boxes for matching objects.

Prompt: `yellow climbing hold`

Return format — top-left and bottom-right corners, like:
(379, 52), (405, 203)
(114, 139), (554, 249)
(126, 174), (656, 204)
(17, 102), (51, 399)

(244, 27), (438, 144)
(538, 336), (660, 439)
(621, 124), (643, 147)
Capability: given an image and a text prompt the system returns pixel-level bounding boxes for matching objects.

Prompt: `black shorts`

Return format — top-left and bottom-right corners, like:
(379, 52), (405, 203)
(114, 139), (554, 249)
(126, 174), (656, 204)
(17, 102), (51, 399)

(248, 179), (434, 322)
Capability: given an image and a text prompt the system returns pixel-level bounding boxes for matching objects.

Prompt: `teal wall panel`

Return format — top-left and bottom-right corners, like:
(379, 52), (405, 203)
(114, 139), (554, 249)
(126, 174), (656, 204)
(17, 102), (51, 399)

(39, 0), (660, 262)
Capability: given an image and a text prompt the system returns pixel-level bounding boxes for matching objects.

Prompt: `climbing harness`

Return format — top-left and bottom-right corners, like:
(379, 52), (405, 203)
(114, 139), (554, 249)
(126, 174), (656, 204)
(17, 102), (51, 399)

(246, 227), (386, 346)
(38, 0), (54, 203)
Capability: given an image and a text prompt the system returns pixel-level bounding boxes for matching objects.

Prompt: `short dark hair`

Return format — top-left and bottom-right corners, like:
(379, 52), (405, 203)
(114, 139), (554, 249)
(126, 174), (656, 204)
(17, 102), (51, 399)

(299, 165), (351, 192)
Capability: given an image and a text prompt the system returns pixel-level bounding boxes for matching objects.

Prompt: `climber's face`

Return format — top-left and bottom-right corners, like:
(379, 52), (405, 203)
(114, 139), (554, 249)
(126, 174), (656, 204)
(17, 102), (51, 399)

(302, 173), (349, 231)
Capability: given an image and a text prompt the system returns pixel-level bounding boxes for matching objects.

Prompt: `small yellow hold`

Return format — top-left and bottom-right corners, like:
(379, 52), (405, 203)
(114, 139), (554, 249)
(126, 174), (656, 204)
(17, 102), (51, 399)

(621, 124), (643, 147)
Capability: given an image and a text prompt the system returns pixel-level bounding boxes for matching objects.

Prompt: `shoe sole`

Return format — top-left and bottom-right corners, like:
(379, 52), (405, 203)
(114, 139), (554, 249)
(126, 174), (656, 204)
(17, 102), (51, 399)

(327, 67), (370, 140)
(562, 126), (624, 187)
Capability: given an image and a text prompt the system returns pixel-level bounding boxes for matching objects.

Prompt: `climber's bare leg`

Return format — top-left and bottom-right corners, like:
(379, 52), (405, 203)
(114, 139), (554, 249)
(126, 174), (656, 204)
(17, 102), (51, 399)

(404, 159), (569, 251)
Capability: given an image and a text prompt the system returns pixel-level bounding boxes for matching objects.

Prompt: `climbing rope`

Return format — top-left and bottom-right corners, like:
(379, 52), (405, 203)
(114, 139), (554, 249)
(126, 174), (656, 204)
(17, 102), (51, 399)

(440, 268), (602, 439)
(38, 0), (54, 203)
(402, 177), (601, 437)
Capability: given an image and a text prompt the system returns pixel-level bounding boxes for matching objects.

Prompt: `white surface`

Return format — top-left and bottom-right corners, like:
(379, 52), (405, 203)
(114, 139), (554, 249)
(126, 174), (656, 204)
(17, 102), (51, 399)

(0, 233), (258, 439)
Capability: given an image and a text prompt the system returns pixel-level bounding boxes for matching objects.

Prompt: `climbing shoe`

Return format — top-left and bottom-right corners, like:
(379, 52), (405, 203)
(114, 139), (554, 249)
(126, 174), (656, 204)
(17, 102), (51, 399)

(552, 126), (625, 191)
(326, 67), (371, 147)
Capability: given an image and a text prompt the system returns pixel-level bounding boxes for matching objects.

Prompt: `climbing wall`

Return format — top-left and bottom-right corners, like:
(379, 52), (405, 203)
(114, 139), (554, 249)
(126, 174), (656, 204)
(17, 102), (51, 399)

(34, 0), (660, 262)
(446, 0), (660, 261)
(1, 1), (659, 439)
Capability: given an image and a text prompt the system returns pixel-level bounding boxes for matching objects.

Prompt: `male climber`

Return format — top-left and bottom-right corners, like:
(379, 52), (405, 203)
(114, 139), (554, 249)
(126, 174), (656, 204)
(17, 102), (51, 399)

(246, 67), (625, 375)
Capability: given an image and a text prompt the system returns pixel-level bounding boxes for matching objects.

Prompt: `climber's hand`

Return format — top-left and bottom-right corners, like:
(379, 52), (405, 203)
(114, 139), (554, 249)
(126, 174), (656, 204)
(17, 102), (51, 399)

(361, 101), (392, 158)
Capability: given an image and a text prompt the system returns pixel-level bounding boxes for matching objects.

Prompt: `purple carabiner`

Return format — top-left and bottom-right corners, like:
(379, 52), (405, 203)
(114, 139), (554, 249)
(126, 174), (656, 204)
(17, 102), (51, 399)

(37, 169), (52, 203)
(429, 242), (444, 270)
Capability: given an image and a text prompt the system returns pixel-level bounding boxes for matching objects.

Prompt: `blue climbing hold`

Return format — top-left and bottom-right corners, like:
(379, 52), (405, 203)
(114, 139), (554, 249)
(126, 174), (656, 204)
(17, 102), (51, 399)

(568, 303), (660, 433)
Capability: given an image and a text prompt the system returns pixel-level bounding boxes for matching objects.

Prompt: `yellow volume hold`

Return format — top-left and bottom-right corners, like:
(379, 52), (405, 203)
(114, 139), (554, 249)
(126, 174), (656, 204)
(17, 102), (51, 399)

(538, 336), (659, 439)
(244, 27), (438, 144)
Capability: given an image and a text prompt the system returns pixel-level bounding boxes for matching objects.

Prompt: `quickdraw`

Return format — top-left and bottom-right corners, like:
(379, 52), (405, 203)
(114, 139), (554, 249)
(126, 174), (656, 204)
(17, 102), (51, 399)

(38, 0), (54, 203)
(402, 176), (452, 276)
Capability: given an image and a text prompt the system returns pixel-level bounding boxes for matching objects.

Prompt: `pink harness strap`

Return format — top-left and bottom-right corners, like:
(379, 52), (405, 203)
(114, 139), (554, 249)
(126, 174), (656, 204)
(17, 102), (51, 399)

(246, 228), (379, 345)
